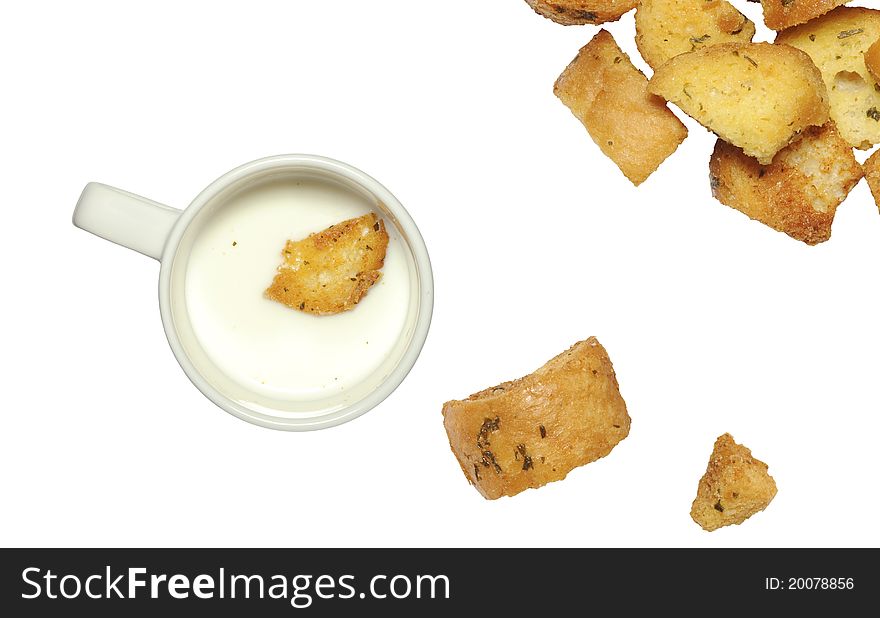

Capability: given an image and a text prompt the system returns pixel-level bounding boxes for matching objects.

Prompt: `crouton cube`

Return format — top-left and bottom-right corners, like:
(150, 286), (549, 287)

(443, 338), (631, 500)
(709, 123), (862, 245)
(554, 29), (688, 185)
(635, 0), (756, 70)
(524, 0), (637, 25)
(863, 148), (880, 212)
(758, 0), (850, 31)
(265, 213), (388, 315)
(691, 434), (777, 532)
(776, 7), (880, 149)
(649, 42), (830, 164)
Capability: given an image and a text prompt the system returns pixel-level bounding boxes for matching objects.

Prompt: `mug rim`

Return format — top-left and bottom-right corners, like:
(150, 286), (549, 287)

(157, 154), (434, 431)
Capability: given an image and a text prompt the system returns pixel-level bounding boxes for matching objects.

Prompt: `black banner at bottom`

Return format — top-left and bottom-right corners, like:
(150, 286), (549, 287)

(0, 548), (875, 615)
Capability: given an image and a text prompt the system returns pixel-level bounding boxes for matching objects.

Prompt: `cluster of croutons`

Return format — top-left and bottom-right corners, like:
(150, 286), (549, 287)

(530, 1), (880, 245)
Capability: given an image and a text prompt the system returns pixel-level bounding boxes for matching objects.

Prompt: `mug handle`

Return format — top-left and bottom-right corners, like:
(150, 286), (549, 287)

(73, 182), (181, 260)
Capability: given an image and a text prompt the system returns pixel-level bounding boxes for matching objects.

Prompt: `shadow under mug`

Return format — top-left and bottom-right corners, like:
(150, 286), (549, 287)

(73, 154), (434, 430)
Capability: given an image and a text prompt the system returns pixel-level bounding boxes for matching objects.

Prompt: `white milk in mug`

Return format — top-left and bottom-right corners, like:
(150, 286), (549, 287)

(185, 177), (411, 402)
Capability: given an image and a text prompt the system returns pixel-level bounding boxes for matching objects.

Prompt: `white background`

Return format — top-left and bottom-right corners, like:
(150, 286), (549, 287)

(2, 0), (879, 548)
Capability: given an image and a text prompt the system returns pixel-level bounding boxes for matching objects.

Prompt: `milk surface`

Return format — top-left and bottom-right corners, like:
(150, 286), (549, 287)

(185, 178), (411, 401)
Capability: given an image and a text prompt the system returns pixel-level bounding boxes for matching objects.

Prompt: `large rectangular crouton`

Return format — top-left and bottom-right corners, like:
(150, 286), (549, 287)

(649, 42), (830, 164)
(708, 123), (862, 245)
(554, 29), (687, 185)
(442, 338), (630, 500)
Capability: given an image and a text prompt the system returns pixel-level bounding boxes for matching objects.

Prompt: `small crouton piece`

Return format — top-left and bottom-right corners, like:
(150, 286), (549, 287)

(649, 42), (830, 164)
(865, 38), (880, 83)
(524, 0), (637, 25)
(443, 338), (630, 500)
(758, 0), (850, 31)
(776, 7), (880, 149)
(691, 434), (777, 532)
(635, 0), (756, 70)
(864, 149), (880, 212)
(265, 213), (388, 315)
(554, 30), (687, 185)
(709, 123), (862, 245)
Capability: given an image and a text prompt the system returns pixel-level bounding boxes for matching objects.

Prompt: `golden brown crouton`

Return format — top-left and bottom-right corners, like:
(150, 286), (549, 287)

(758, 0), (850, 31)
(635, 0), (756, 70)
(865, 37), (880, 83)
(708, 123), (862, 245)
(863, 149), (880, 212)
(442, 338), (630, 500)
(524, 0), (637, 25)
(691, 434), (777, 532)
(554, 30), (687, 185)
(265, 213), (388, 315)
(649, 42), (829, 164)
(776, 7), (880, 149)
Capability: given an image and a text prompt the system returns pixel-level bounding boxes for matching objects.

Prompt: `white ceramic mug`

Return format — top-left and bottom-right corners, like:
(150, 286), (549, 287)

(73, 154), (433, 431)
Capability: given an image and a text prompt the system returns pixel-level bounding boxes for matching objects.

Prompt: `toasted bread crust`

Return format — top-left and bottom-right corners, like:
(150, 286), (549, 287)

(525, 0), (637, 25)
(709, 123), (862, 245)
(864, 149), (880, 212)
(691, 434), (777, 531)
(554, 30), (687, 185)
(635, 0), (756, 70)
(776, 7), (880, 149)
(442, 338), (631, 500)
(265, 213), (388, 315)
(759, 0), (850, 31)
(649, 42), (829, 164)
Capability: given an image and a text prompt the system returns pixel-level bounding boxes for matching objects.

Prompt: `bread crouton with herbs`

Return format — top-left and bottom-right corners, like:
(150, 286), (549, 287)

(691, 434), (777, 531)
(525, 0), (637, 25)
(709, 123), (862, 245)
(649, 42), (830, 164)
(635, 0), (756, 69)
(265, 213), (388, 315)
(758, 0), (850, 31)
(776, 7), (880, 149)
(554, 29), (687, 185)
(443, 338), (630, 500)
